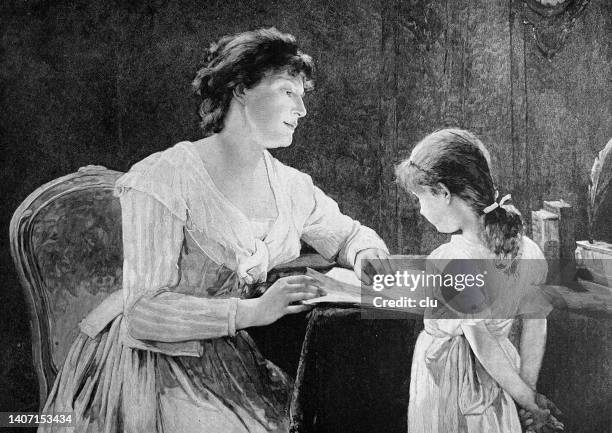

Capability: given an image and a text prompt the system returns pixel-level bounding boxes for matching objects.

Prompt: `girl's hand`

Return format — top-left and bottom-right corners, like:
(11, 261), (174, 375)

(520, 406), (551, 432)
(237, 275), (324, 328)
(521, 410), (564, 432)
(354, 248), (392, 285)
(534, 393), (563, 419)
(519, 393), (565, 432)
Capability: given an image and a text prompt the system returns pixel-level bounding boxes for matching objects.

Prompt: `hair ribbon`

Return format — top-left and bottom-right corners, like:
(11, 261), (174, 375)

(483, 191), (511, 214)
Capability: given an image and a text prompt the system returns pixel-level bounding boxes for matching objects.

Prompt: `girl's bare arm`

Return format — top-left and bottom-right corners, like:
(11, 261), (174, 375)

(462, 322), (538, 411)
(519, 318), (547, 389)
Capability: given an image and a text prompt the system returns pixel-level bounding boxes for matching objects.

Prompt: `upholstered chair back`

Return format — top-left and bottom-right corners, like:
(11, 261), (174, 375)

(10, 165), (123, 407)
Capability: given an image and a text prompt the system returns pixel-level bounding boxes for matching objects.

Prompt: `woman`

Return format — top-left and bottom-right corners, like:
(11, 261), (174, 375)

(41, 28), (389, 432)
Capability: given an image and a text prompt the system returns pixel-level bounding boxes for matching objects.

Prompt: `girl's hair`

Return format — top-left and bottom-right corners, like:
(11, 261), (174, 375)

(192, 27), (314, 136)
(395, 128), (523, 260)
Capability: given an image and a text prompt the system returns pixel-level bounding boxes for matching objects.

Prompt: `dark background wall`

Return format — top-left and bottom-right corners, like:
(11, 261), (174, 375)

(1, 0), (611, 431)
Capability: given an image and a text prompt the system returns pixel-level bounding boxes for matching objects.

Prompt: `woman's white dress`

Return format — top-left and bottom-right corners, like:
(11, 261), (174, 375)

(40, 141), (388, 432)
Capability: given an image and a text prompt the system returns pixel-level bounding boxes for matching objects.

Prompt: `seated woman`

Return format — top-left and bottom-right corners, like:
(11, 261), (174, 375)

(395, 129), (562, 433)
(41, 28), (389, 433)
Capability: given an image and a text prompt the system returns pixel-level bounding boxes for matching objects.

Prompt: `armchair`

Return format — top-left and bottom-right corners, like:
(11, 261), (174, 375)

(9, 165), (123, 408)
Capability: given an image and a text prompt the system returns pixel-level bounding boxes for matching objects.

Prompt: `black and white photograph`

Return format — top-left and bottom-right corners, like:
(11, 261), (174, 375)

(1, 0), (611, 432)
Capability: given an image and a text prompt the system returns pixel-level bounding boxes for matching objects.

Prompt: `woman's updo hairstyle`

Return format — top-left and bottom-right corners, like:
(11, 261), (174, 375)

(395, 128), (524, 261)
(192, 27), (314, 136)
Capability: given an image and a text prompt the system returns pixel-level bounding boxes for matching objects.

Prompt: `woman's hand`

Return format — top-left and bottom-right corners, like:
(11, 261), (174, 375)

(236, 275), (324, 329)
(353, 248), (392, 285)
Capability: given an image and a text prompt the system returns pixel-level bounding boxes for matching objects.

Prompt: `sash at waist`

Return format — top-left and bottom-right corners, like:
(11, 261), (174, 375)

(425, 333), (500, 432)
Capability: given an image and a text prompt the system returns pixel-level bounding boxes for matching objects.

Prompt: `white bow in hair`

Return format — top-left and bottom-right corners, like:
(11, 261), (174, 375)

(483, 191), (512, 214)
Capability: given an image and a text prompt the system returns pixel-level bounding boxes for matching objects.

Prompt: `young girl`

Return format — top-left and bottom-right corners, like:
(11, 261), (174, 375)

(395, 129), (560, 433)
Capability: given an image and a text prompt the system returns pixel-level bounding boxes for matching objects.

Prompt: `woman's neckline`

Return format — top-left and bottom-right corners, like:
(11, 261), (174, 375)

(182, 141), (280, 222)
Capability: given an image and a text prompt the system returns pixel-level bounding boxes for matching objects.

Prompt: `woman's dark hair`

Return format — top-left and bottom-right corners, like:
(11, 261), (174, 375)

(395, 128), (524, 260)
(192, 27), (314, 135)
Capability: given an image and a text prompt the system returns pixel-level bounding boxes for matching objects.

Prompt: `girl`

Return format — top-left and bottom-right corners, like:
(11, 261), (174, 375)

(41, 28), (389, 432)
(395, 129), (560, 433)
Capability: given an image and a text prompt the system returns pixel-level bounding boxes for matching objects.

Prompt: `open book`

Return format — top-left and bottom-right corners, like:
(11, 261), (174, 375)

(301, 267), (363, 305)
(300, 259), (430, 314)
(301, 267), (426, 314)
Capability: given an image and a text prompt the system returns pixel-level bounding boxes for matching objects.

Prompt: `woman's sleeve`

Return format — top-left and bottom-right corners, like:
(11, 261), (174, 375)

(300, 184), (389, 267)
(120, 189), (239, 342)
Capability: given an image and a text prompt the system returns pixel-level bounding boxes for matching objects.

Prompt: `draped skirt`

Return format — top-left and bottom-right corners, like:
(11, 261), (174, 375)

(39, 316), (292, 433)
(407, 329), (522, 433)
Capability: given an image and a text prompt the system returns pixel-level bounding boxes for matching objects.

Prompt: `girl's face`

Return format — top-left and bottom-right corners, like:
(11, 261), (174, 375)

(413, 187), (461, 233)
(241, 71), (307, 148)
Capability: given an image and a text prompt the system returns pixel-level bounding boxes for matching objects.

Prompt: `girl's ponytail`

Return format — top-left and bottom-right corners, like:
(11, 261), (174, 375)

(482, 204), (524, 260)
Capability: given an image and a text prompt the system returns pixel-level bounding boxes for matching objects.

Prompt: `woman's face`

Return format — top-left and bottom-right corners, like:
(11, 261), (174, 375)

(241, 71), (307, 148)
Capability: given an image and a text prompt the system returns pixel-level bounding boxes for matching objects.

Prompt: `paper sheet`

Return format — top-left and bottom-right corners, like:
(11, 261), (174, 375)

(301, 267), (363, 305)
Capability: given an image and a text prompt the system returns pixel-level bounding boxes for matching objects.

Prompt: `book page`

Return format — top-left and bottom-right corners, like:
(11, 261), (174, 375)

(302, 268), (362, 305)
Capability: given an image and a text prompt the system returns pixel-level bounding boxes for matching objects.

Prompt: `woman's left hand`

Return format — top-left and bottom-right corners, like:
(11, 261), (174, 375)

(354, 248), (392, 285)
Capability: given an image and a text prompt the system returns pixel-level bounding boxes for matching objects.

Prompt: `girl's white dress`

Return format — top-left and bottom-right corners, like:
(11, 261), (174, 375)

(408, 234), (551, 433)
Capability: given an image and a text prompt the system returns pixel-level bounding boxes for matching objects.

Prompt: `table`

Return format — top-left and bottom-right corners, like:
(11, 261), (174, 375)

(288, 306), (423, 433)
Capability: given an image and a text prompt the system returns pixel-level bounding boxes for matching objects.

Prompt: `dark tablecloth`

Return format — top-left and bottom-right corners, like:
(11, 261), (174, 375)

(288, 307), (424, 433)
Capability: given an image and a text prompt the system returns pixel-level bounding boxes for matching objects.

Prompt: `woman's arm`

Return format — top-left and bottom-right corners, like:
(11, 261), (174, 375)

(121, 190), (320, 342)
(461, 322), (539, 411)
(121, 190), (243, 342)
(299, 182), (388, 268)
(519, 318), (547, 390)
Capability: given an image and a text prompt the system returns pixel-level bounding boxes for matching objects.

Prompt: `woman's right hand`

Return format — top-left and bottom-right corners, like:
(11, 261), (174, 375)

(236, 275), (324, 329)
